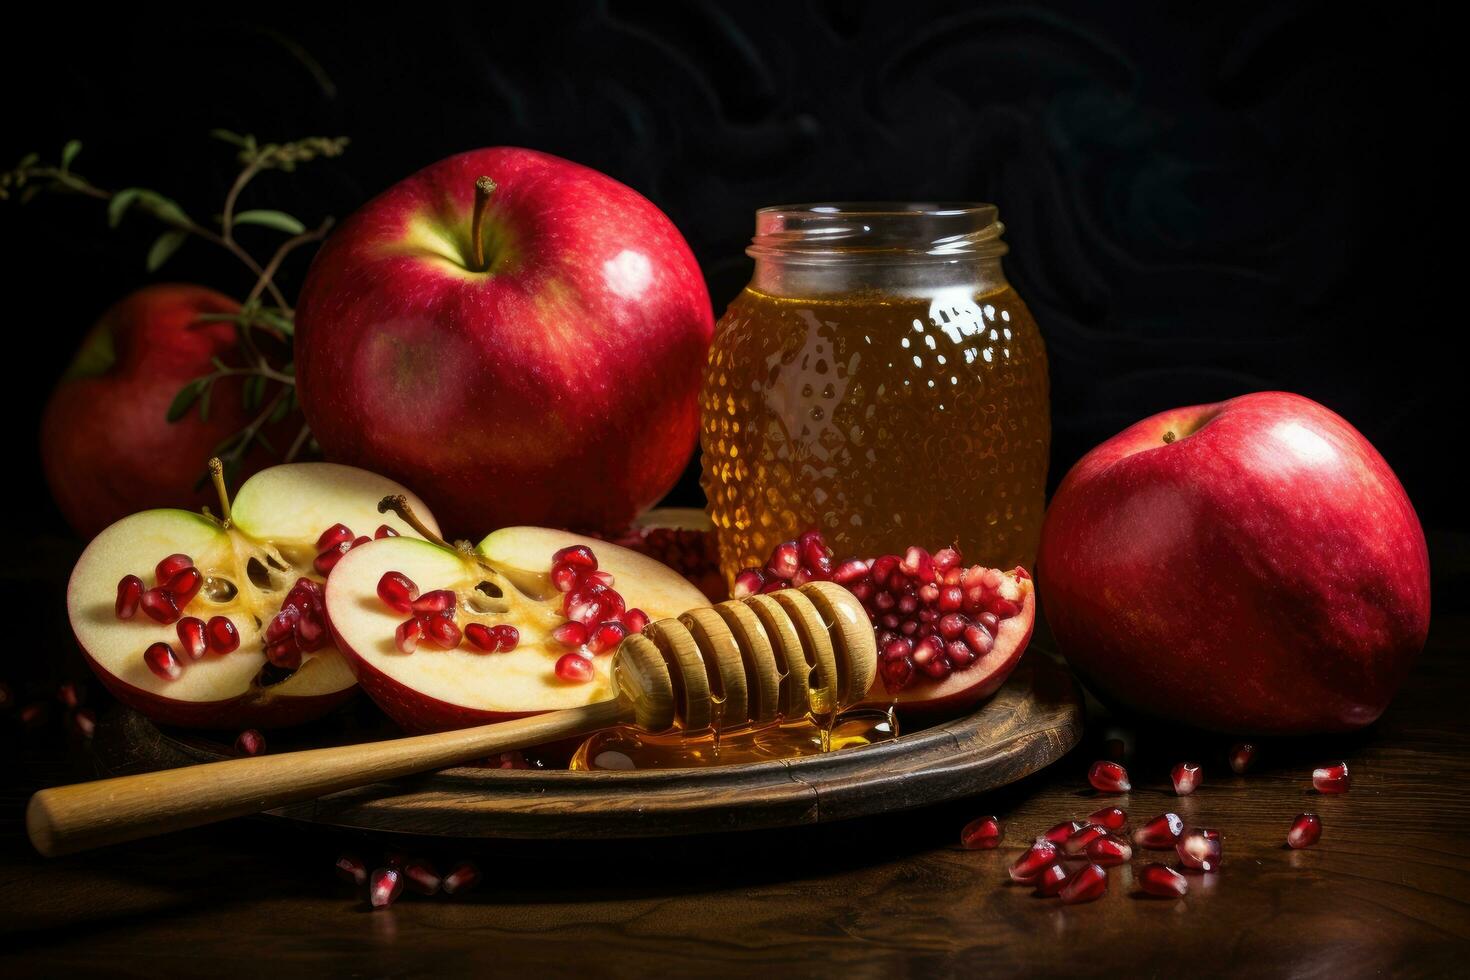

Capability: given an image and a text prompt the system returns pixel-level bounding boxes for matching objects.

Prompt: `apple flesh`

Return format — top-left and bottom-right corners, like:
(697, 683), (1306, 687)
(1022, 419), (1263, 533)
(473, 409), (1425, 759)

(294, 147), (715, 537)
(42, 284), (293, 538)
(1038, 391), (1430, 734)
(326, 528), (708, 732)
(67, 463), (440, 729)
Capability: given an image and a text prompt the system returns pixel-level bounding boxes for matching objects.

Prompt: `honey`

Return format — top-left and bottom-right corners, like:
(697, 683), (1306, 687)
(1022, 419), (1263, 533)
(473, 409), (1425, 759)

(701, 204), (1049, 585)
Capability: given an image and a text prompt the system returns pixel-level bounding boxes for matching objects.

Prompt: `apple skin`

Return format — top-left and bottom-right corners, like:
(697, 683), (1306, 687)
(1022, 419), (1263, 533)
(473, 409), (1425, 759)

(293, 147), (714, 537)
(83, 665), (355, 731)
(1038, 391), (1430, 734)
(41, 285), (287, 539)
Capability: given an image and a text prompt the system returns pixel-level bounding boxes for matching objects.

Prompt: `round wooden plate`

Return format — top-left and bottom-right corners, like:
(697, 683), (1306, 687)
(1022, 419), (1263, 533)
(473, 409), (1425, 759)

(90, 657), (1081, 840)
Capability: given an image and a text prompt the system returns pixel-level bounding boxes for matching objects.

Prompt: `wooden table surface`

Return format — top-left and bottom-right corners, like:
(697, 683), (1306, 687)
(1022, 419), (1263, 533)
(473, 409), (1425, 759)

(3, 610), (1467, 977)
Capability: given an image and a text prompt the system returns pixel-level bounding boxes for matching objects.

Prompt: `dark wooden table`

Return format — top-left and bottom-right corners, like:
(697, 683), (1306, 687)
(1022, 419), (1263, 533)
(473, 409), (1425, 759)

(3, 609), (1467, 977)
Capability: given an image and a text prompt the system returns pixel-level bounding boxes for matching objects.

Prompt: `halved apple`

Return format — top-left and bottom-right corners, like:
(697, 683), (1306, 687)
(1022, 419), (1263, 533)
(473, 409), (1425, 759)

(67, 463), (439, 729)
(326, 526), (707, 732)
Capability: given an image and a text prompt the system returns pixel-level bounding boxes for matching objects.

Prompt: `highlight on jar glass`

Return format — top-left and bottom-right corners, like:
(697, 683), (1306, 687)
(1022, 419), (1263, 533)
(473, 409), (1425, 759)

(700, 203), (1050, 587)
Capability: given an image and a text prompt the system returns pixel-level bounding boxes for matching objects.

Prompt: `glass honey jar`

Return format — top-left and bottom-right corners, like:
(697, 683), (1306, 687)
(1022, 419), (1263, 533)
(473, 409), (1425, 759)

(700, 203), (1049, 585)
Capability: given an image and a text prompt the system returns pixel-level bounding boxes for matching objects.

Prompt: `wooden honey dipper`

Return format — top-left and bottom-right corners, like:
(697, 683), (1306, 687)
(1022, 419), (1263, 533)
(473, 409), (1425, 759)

(27, 582), (876, 857)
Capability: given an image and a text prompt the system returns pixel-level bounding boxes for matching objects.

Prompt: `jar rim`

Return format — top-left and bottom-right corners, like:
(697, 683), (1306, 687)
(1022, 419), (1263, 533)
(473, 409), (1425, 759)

(749, 202), (1006, 263)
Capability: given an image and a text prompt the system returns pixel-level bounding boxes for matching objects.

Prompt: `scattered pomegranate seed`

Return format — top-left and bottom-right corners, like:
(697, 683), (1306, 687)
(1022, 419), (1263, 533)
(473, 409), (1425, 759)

(139, 588), (181, 625)
(369, 867), (403, 909)
(374, 525), (398, 539)
(266, 607), (299, 643)
(831, 558), (870, 584)
(1171, 761), (1202, 796)
(154, 553), (193, 586)
(205, 616), (240, 654)
(335, 854), (368, 887)
(465, 623), (498, 651)
(553, 544), (598, 570)
(1133, 812), (1185, 850)
(115, 574), (144, 619)
(1063, 824), (1108, 858)
(1085, 834), (1132, 866)
(731, 568), (766, 598)
(1044, 820), (1088, 844)
(19, 702), (49, 729)
(424, 613), (462, 649)
(1088, 806), (1127, 831)
(377, 571), (419, 613)
(176, 618), (208, 661)
(1229, 742), (1256, 774)
(1059, 863), (1108, 904)
(493, 624), (519, 652)
(235, 729), (266, 756)
(551, 562), (581, 593)
(316, 524), (354, 552)
(960, 815), (1003, 850)
(563, 583), (624, 627)
(1176, 829), (1222, 872)
(766, 540), (801, 580)
(587, 621), (627, 654)
(266, 638), (302, 670)
(164, 566), (203, 608)
(441, 861), (481, 896)
(1138, 863), (1189, 898)
(623, 608), (649, 633)
(1008, 838), (1059, 883)
(555, 652), (596, 683)
(1312, 761), (1351, 794)
(412, 589), (457, 616)
(1088, 760), (1131, 793)
(313, 544), (351, 575)
(1035, 862), (1070, 896)
(402, 860), (442, 895)
(553, 621), (589, 648)
(72, 707), (97, 739)
(143, 642), (183, 681)
(584, 570), (616, 589)
(57, 683), (81, 709)
(1288, 813), (1322, 849)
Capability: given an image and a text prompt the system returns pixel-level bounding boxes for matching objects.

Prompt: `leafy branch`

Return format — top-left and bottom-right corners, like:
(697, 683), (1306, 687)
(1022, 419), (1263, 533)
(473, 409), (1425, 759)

(2, 133), (348, 486)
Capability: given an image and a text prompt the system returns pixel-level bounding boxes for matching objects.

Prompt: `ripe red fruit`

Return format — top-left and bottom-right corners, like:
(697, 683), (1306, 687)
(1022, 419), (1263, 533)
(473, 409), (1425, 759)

(1171, 761), (1202, 796)
(234, 729), (266, 756)
(553, 622), (589, 648)
(205, 616), (240, 654)
(1039, 392), (1430, 734)
(1035, 862), (1070, 897)
(402, 860), (442, 896)
(139, 588), (181, 625)
(1229, 743), (1256, 774)
(1176, 829), (1222, 872)
(623, 608), (649, 634)
(72, 707), (97, 739)
(1088, 760), (1131, 793)
(424, 613), (463, 650)
(1138, 863), (1189, 898)
(369, 867), (403, 909)
(492, 624), (519, 652)
(115, 574), (144, 619)
(1288, 813), (1323, 849)
(1063, 824), (1108, 858)
(176, 618), (208, 661)
(1044, 820), (1088, 844)
(960, 815), (1003, 850)
(377, 571), (419, 614)
(1133, 813), (1184, 850)
(1087, 806), (1127, 831)
(143, 642), (183, 681)
(336, 854), (368, 887)
(154, 553), (194, 587)
(553, 544), (598, 571)
(412, 590), (457, 616)
(1008, 838), (1059, 883)
(587, 621), (628, 654)
(555, 652), (596, 684)
(441, 861), (481, 896)
(1084, 834), (1132, 866)
(163, 566), (203, 608)
(1312, 761), (1351, 794)
(316, 524), (355, 552)
(395, 618), (423, 654)
(465, 623), (498, 652)
(1059, 863), (1108, 904)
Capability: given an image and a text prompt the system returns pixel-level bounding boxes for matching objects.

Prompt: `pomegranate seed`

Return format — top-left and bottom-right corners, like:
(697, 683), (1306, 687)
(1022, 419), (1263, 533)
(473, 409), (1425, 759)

(587, 621), (627, 654)
(766, 541), (800, 580)
(176, 617), (208, 661)
(831, 558), (870, 584)
(402, 860), (441, 895)
(465, 623), (498, 651)
(1133, 812), (1185, 850)
(295, 610), (327, 650)
(1312, 761), (1351, 794)
(202, 616), (238, 654)
(900, 546), (934, 581)
(115, 574), (144, 619)
(1138, 863), (1189, 898)
(493, 624), (519, 651)
(584, 570), (617, 589)
(441, 861), (481, 896)
(234, 729), (266, 756)
(1063, 824), (1108, 857)
(266, 607), (299, 642)
(143, 642), (183, 681)
(1008, 838), (1059, 882)
(154, 553), (193, 586)
(960, 815), (1003, 850)
(316, 523), (354, 551)
(563, 583), (624, 626)
(962, 623), (994, 656)
(553, 621), (589, 648)
(164, 566), (203, 607)
(412, 589), (457, 615)
(731, 568), (765, 598)
(933, 547), (962, 574)
(1229, 742), (1256, 774)
(424, 613), (462, 649)
(1035, 862), (1070, 896)
(798, 530), (833, 578)
(395, 618), (423, 654)
(1088, 760), (1131, 793)
(977, 611), (1000, 634)
(19, 702), (49, 729)
(623, 608), (649, 633)
(1288, 813), (1323, 849)
(57, 683), (81, 709)
(937, 613), (967, 641)
(551, 561), (582, 593)
(72, 707), (97, 739)
(369, 867), (403, 909)
(1044, 820), (1088, 844)
(1171, 761), (1202, 795)
(1085, 834), (1132, 866)
(552, 544), (597, 570)
(879, 656), (914, 692)
(1059, 863), (1108, 904)
(377, 571), (419, 613)
(374, 524), (398, 539)
(313, 544), (351, 575)
(1088, 806), (1127, 831)
(335, 854), (368, 887)
(1176, 829), (1222, 872)
(266, 638), (302, 669)
(555, 652), (595, 683)
(139, 588), (181, 624)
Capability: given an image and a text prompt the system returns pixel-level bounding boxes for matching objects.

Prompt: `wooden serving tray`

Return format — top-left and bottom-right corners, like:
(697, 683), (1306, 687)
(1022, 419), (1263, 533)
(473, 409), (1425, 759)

(90, 657), (1082, 840)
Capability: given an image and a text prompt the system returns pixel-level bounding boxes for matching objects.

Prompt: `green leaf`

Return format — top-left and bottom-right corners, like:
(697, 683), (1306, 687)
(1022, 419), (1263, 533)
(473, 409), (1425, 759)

(167, 379), (206, 422)
(108, 188), (142, 227)
(256, 309), (295, 336)
(243, 374), (265, 410)
(17, 153), (38, 169)
(233, 209), (305, 235)
(60, 140), (82, 170)
(137, 190), (191, 227)
(198, 381), (213, 422)
(146, 229), (187, 271)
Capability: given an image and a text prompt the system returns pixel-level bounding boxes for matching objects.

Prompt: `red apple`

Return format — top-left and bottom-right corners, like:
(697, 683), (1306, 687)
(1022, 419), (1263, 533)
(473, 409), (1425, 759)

(41, 284), (287, 539)
(1038, 391), (1430, 734)
(293, 147), (714, 537)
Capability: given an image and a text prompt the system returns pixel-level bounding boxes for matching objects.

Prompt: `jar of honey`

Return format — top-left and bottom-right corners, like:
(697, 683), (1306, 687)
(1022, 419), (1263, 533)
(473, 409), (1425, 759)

(700, 204), (1049, 585)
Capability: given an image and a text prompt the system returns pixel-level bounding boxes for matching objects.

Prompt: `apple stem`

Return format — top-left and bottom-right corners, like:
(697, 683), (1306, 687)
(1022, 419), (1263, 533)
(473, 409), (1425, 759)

(471, 176), (497, 272)
(208, 457), (233, 527)
(1162, 430), (1177, 444)
(378, 495), (453, 551)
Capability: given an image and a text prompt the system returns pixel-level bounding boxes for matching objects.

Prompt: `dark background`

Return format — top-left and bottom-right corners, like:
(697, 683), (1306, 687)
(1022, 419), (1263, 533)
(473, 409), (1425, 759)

(1, 1), (1456, 538)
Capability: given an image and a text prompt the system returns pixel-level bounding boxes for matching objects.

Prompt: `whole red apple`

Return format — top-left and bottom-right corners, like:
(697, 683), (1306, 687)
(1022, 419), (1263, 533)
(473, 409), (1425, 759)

(1038, 391), (1429, 734)
(41, 284), (286, 539)
(293, 147), (714, 536)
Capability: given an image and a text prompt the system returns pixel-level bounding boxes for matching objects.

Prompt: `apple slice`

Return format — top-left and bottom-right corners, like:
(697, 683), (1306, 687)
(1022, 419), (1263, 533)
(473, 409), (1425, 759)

(326, 524), (707, 732)
(67, 462), (439, 729)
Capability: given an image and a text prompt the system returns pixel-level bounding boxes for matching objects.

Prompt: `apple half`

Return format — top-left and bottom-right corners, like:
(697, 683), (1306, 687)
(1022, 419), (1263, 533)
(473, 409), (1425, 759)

(326, 527), (707, 732)
(67, 463), (440, 729)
